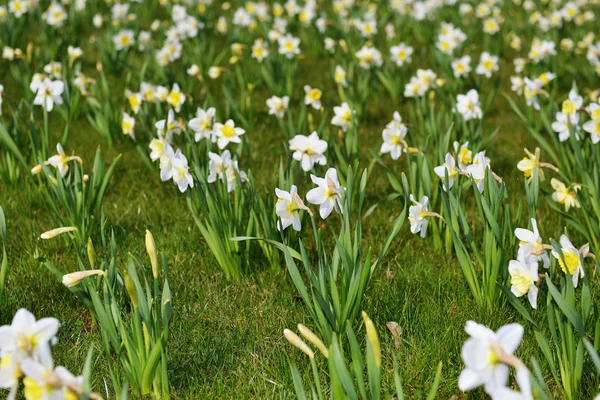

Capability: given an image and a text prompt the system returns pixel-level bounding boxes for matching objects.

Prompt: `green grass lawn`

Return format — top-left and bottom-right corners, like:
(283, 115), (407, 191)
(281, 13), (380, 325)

(2, 3), (599, 399)
(0, 75), (565, 399)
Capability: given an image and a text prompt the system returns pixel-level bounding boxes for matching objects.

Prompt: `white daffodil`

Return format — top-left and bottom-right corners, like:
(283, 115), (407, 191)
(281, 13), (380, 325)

(224, 161), (248, 193)
(459, 321), (524, 393)
(331, 102), (353, 132)
(304, 85), (322, 110)
(487, 366), (533, 400)
(380, 119), (407, 160)
(582, 117), (600, 144)
(456, 89), (482, 121)
(551, 235), (584, 288)
(188, 107), (216, 142)
(515, 218), (550, 268)
(47, 143), (82, 177)
(113, 29), (135, 50)
(475, 52), (499, 78)
(121, 112), (135, 139)
(334, 65), (347, 87)
(355, 45), (383, 69)
(289, 131), (327, 171)
(251, 38), (269, 62)
(466, 151), (491, 193)
(31, 78), (64, 112)
(0, 308), (60, 361)
(390, 43), (413, 67)
(509, 250), (539, 308)
(552, 111), (580, 142)
(167, 83), (185, 112)
(551, 178), (580, 211)
(266, 95), (289, 118)
(306, 168), (345, 219)
(208, 151), (232, 184)
(171, 150), (194, 193)
(21, 352), (82, 400)
(275, 185), (312, 231)
(278, 34), (300, 58)
(214, 119), (245, 149)
(454, 141), (473, 171)
(452, 55), (471, 78)
(159, 143), (176, 182)
(408, 195), (430, 238)
(434, 153), (459, 190)
(149, 135), (167, 162)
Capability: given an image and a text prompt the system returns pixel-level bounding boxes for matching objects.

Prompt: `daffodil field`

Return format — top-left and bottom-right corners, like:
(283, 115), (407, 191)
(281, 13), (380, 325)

(1, 0), (600, 398)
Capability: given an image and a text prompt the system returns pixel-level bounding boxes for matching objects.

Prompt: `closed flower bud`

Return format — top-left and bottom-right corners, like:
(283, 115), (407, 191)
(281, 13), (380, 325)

(362, 311), (381, 367)
(298, 324), (328, 358)
(87, 238), (96, 269)
(40, 226), (78, 239)
(145, 230), (159, 279)
(124, 273), (139, 309)
(283, 329), (314, 359)
(62, 269), (105, 288)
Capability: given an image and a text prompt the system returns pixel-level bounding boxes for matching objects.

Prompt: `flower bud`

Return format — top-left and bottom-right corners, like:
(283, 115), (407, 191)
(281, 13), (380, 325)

(124, 273), (139, 310)
(145, 230), (159, 279)
(298, 324), (328, 358)
(62, 270), (105, 288)
(362, 311), (381, 367)
(283, 329), (314, 359)
(40, 226), (78, 239)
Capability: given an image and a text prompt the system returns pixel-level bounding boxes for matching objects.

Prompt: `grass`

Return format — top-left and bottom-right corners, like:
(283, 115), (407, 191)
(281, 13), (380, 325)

(0, 13), (594, 399)
(1, 89), (558, 399)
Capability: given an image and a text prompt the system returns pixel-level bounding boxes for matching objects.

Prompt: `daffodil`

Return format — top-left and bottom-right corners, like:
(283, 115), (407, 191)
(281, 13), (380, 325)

(380, 116), (407, 160)
(408, 195), (434, 238)
(170, 151), (194, 193)
(275, 185), (312, 231)
(475, 52), (499, 78)
(189, 107), (216, 142)
(289, 131), (327, 171)
(390, 43), (413, 67)
(458, 321), (524, 393)
(456, 89), (482, 121)
(167, 83), (185, 112)
(121, 112), (135, 139)
(331, 102), (353, 132)
(516, 148), (557, 181)
(47, 144), (82, 177)
(251, 38), (269, 62)
(306, 168), (344, 219)
(266, 95), (289, 118)
(508, 251), (539, 308)
(583, 117), (600, 144)
(31, 78), (64, 112)
(214, 119), (245, 149)
(551, 178), (580, 211)
(454, 141), (472, 171)
(113, 29), (135, 50)
(452, 55), (471, 78)
(278, 34), (300, 58)
(551, 235), (584, 287)
(303, 85), (322, 110)
(515, 218), (550, 268)
(434, 153), (459, 190)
